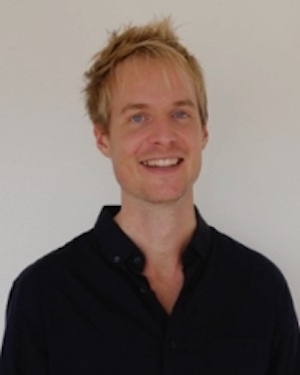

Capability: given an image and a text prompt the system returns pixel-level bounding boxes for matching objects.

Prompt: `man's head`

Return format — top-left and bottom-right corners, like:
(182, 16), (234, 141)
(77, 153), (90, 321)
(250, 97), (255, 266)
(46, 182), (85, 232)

(84, 18), (208, 132)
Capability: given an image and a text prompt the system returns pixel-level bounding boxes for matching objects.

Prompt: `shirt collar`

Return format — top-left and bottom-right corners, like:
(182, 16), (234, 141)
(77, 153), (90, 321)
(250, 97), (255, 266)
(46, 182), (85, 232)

(186, 206), (212, 262)
(93, 205), (211, 269)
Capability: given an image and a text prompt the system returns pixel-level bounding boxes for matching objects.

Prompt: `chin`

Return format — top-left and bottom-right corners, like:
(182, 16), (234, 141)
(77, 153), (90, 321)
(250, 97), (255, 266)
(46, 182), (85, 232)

(140, 188), (192, 205)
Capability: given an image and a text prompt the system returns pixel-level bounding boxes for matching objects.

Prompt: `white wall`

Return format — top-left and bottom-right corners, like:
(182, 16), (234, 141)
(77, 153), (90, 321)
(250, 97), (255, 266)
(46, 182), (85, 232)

(1, 0), (299, 339)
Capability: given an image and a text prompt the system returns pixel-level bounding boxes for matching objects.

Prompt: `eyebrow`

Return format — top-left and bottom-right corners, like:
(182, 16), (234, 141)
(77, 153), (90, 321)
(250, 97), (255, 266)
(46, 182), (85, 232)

(172, 99), (197, 109)
(120, 99), (197, 115)
(120, 103), (149, 115)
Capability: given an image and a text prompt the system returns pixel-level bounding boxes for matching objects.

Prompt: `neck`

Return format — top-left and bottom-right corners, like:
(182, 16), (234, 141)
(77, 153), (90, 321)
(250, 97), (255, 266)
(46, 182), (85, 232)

(115, 196), (197, 314)
(114, 196), (197, 269)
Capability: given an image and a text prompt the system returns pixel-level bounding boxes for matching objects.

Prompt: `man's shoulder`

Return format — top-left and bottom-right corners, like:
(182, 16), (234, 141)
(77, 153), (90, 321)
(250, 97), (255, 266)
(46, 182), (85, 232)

(14, 229), (95, 290)
(209, 226), (287, 287)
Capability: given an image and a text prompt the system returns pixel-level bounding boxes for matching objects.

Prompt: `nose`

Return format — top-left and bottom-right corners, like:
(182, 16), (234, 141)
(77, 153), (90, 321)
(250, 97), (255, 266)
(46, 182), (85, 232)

(148, 116), (177, 146)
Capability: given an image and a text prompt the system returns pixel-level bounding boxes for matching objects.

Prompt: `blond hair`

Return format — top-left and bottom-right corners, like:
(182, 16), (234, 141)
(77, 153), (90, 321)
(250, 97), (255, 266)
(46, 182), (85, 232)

(84, 18), (208, 131)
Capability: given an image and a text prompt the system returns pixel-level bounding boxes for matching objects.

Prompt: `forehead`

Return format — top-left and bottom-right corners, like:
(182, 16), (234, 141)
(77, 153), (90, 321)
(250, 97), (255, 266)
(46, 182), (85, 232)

(110, 56), (196, 106)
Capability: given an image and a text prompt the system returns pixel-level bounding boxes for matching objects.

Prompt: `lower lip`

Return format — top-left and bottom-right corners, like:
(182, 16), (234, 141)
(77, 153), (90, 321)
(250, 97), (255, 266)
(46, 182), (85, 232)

(140, 161), (182, 174)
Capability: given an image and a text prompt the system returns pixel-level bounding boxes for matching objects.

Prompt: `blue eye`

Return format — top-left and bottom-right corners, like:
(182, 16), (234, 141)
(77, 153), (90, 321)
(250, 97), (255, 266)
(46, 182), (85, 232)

(174, 111), (188, 119)
(132, 113), (145, 123)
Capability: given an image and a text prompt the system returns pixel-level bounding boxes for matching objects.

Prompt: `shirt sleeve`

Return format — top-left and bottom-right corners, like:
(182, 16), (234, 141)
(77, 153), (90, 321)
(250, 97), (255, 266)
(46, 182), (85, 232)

(0, 274), (48, 375)
(267, 277), (300, 375)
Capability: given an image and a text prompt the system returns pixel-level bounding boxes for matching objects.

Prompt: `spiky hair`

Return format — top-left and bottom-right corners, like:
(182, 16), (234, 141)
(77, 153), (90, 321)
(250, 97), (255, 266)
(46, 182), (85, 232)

(84, 18), (208, 130)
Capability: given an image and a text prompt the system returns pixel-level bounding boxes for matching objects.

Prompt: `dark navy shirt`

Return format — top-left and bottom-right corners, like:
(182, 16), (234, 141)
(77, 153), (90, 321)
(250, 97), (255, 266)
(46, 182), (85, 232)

(0, 206), (299, 374)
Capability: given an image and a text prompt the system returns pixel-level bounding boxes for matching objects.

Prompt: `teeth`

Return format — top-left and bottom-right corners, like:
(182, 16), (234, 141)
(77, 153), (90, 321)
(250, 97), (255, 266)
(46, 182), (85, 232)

(142, 158), (180, 167)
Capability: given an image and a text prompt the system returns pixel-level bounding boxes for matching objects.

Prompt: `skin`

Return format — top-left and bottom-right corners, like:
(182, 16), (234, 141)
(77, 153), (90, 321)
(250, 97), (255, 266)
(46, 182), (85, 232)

(94, 56), (208, 313)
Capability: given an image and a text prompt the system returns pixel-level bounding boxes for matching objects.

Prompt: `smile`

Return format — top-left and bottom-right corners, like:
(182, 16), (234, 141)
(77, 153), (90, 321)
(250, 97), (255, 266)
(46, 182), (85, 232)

(141, 158), (182, 167)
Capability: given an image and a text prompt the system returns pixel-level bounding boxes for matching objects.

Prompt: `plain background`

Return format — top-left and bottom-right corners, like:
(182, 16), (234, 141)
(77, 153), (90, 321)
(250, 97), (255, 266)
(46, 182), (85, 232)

(1, 0), (299, 340)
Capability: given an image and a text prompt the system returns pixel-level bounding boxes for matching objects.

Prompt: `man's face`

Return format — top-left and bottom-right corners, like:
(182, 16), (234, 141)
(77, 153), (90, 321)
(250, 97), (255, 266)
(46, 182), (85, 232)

(94, 57), (208, 206)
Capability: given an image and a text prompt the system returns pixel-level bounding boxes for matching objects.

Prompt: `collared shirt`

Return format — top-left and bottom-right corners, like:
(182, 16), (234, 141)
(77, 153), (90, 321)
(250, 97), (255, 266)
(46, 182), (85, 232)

(0, 206), (299, 374)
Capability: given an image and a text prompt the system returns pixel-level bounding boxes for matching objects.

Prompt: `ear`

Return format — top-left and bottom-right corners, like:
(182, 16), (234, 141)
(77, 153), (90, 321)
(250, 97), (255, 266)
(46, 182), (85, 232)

(201, 124), (209, 149)
(93, 125), (111, 157)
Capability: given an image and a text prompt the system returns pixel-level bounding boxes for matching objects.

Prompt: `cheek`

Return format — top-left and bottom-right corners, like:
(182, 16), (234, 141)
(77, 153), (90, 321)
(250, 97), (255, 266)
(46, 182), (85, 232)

(188, 136), (206, 171)
(117, 131), (147, 157)
(184, 128), (204, 151)
(109, 139), (138, 176)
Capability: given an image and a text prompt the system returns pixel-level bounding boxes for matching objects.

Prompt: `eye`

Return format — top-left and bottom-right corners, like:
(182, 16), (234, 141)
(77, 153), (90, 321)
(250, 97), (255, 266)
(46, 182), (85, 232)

(131, 113), (145, 123)
(173, 110), (189, 119)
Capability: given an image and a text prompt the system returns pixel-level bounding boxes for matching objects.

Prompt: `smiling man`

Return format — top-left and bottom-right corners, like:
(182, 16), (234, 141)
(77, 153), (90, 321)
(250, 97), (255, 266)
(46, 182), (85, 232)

(0, 18), (299, 374)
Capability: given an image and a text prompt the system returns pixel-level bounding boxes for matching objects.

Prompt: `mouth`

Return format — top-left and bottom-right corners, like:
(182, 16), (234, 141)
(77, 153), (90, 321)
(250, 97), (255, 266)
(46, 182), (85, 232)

(141, 158), (183, 168)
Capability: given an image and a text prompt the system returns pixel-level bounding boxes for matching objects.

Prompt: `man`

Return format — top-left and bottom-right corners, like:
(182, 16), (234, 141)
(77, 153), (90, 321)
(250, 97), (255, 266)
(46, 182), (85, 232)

(0, 18), (299, 374)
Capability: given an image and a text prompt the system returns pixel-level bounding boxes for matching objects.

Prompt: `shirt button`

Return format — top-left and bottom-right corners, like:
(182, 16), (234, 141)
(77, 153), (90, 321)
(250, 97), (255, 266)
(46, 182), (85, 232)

(133, 256), (142, 265)
(113, 255), (121, 264)
(139, 287), (147, 294)
(170, 341), (176, 349)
